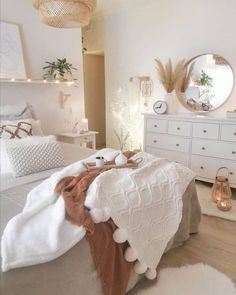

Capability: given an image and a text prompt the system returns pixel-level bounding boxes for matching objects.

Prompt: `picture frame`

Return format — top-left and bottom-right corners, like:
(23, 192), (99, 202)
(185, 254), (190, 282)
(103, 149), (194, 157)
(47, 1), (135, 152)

(0, 21), (27, 79)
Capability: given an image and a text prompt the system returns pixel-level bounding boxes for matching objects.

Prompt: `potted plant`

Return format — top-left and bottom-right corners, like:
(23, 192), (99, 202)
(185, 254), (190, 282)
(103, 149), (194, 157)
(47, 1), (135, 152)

(43, 58), (77, 81)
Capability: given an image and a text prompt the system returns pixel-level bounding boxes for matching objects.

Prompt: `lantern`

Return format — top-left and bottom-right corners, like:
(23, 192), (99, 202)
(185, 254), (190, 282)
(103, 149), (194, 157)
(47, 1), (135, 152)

(211, 167), (232, 211)
(217, 198), (232, 211)
(33, 0), (97, 28)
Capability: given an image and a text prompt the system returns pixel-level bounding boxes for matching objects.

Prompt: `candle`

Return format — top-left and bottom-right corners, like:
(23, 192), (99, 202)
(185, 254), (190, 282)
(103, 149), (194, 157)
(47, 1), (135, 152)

(81, 118), (88, 133)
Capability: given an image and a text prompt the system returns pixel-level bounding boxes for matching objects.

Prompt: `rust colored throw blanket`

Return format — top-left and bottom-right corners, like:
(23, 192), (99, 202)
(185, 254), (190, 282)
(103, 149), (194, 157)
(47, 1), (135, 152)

(55, 152), (136, 295)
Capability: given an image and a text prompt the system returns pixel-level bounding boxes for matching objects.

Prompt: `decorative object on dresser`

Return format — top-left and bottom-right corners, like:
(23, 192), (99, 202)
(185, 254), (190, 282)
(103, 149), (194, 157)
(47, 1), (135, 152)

(154, 59), (186, 114)
(175, 54), (234, 112)
(143, 114), (236, 188)
(153, 100), (168, 114)
(33, 0), (97, 28)
(57, 131), (98, 149)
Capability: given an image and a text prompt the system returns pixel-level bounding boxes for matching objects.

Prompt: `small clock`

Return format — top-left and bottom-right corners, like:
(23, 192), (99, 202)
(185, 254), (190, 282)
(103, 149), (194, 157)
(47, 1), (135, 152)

(153, 100), (168, 114)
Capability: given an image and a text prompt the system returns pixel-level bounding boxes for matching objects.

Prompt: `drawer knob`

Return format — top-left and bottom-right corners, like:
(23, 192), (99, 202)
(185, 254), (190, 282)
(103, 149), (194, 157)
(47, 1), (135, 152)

(229, 172), (234, 175)
(200, 166), (204, 170)
(154, 124), (158, 128)
(202, 147), (205, 150)
(177, 127), (181, 130)
(153, 140), (157, 143)
(203, 130), (207, 133)
(84, 137), (88, 140)
(232, 151), (236, 155)
(176, 143), (179, 147)
(234, 132), (236, 136)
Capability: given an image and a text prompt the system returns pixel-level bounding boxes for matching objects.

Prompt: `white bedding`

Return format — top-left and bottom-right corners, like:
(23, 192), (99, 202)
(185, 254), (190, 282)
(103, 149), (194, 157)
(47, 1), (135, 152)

(1, 149), (195, 276)
(0, 143), (97, 191)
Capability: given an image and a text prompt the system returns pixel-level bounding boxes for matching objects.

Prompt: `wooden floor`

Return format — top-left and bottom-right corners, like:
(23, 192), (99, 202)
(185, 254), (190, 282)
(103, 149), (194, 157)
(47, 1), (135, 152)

(129, 215), (236, 293)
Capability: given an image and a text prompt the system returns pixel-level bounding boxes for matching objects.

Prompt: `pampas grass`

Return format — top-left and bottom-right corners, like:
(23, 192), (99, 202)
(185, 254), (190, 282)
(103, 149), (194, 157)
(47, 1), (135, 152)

(155, 59), (186, 93)
(175, 61), (195, 93)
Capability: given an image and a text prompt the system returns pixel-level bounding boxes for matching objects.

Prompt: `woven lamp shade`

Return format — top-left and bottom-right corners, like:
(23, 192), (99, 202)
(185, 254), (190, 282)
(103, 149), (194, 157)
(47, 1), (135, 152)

(33, 0), (96, 28)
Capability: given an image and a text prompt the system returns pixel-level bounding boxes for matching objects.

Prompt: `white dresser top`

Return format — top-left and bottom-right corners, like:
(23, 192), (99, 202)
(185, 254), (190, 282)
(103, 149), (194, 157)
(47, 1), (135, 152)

(143, 113), (236, 123)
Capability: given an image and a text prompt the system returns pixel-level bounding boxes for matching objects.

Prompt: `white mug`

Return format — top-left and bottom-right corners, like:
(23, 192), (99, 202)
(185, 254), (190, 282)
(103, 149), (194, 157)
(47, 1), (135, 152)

(95, 156), (105, 168)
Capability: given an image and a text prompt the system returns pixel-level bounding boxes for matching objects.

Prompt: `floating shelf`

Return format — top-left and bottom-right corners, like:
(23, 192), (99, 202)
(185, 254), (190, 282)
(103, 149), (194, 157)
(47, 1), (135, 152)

(0, 78), (75, 86)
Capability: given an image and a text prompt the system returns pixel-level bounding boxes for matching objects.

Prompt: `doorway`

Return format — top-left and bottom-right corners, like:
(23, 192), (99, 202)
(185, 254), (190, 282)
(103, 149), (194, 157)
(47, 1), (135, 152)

(83, 51), (106, 148)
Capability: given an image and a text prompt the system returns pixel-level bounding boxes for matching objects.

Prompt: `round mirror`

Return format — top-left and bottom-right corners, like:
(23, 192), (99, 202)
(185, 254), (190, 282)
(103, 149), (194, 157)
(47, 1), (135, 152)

(176, 54), (234, 112)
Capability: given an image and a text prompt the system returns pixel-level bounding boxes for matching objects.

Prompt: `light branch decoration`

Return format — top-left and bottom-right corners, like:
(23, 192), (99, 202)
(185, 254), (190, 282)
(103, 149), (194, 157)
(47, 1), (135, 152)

(33, 0), (97, 28)
(110, 86), (142, 151)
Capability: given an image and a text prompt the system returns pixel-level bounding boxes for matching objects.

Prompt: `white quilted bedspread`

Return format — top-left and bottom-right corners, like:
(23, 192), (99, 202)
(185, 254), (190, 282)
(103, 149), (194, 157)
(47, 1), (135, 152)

(1, 150), (195, 274)
(85, 152), (196, 273)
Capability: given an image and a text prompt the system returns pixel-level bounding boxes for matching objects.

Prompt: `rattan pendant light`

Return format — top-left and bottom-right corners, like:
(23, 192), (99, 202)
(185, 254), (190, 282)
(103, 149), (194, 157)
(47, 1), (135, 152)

(33, 0), (97, 28)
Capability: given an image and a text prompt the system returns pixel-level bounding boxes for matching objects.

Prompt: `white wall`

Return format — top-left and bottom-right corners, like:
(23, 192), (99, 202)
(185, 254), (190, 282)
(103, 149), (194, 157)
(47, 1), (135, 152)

(0, 0), (85, 135)
(84, 0), (236, 148)
(83, 54), (106, 147)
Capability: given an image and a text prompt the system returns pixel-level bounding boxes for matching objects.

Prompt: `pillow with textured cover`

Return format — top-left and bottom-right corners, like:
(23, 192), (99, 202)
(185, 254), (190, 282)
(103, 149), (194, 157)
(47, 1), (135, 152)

(0, 119), (33, 139)
(4, 136), (65, 177)
(0, 119), (44, 138)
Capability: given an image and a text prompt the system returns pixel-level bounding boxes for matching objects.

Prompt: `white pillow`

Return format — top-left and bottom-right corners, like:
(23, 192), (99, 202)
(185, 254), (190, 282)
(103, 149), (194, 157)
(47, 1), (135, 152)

(0, 119), (44, 137)
(0, 102), (33, 120)
(4, 136), (64, 177)
(0, 140), (12, 174)
(31, 120), (44, 136)
(0, 119), (33, 139)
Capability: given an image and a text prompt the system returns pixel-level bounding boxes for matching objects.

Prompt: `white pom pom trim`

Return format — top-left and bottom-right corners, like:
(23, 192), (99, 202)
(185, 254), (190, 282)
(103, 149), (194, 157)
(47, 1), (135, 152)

(90, 209), (104, 223)
(124, 247), (138, 262)
(113, 228), (128, 243)
(145, 268), (157, 280)
(134, 261), (148, 274)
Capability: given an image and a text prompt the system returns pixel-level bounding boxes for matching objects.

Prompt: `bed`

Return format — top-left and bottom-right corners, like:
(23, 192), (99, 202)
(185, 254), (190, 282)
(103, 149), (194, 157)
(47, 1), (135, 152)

(0, 142), (201, 295)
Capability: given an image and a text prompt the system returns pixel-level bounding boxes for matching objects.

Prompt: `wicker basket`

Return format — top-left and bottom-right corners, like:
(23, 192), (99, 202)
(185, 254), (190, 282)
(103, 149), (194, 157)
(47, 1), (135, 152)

(33, 0), (97, 28)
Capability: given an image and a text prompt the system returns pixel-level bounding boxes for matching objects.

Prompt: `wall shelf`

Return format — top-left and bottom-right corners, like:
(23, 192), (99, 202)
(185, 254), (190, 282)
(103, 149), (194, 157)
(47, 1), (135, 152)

(0, 79), (75, 86)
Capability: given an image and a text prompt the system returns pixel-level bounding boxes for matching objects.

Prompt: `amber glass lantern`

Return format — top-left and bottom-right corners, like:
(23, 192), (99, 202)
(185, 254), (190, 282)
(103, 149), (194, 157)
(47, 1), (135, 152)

(217, 198), (232, 211)
(211, 167), (232, 211)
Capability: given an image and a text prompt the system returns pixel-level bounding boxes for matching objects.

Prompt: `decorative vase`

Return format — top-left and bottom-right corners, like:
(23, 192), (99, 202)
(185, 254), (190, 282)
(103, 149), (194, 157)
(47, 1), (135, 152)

(115, 152), (128, 166)
(164, 92), (177, 114)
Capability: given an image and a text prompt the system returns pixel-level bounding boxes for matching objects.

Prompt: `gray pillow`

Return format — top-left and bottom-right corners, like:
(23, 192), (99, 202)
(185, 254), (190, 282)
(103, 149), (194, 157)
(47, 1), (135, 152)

(6, 139), (65, 177)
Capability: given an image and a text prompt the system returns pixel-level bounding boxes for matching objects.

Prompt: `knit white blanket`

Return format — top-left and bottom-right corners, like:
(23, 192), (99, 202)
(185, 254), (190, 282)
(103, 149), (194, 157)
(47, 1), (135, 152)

(1, 150), (195, 277)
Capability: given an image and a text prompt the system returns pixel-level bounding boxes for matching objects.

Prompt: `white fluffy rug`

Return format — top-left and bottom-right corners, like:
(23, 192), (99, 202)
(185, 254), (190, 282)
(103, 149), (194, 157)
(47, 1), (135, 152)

(196, 181), (236, 222)
(135, 264), (236, 295)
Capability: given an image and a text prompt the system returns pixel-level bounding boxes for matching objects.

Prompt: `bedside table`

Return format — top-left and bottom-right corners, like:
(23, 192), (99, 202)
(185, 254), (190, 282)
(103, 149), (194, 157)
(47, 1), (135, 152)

(57, 131), (99, 149)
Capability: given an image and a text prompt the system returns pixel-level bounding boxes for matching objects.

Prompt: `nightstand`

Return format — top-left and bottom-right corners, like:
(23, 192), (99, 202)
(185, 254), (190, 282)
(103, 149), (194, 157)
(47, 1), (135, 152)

(57, 131), (99, 149)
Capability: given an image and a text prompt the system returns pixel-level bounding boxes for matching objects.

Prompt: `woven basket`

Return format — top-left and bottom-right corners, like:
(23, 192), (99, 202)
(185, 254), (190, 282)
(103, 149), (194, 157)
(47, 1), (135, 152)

(33, 0), (97, 28)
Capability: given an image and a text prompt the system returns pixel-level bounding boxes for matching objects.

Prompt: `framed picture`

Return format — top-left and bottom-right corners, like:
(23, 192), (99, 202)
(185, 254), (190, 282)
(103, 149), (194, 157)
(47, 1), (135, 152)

(0, 21), (26, 79)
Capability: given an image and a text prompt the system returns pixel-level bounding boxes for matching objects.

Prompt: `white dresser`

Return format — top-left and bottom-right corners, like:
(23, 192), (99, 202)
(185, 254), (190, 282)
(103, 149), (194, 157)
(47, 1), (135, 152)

(143, 114), (236, 188)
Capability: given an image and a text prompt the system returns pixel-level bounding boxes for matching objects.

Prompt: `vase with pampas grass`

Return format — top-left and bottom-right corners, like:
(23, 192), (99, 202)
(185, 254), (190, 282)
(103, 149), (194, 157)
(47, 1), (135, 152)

(155, 59), (185, 114)
(175, 61), (195, 108)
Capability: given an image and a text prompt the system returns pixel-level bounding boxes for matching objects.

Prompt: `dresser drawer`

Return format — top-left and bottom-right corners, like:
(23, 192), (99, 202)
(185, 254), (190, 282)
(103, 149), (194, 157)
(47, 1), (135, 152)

(192, 139), (236, 161)
(191, 155), (236, 184)
(146, 147), (190, 167)
(221, 124), (236, 142)
(75, 135), (93, 144)
(147, 133), (190, 153)
(146, 119), (167, 133)
(168, 120), (191, 137)
(193, 123), (219, 139)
